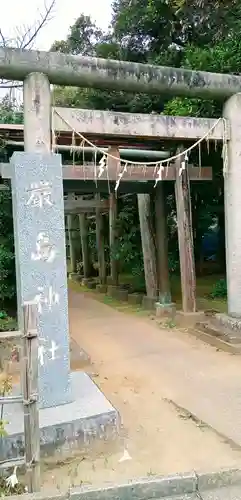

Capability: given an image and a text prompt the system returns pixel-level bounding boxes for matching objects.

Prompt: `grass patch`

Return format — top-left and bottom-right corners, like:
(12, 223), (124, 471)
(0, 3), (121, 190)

(68, 280), (149, 317)
(68, 273), (228, 316)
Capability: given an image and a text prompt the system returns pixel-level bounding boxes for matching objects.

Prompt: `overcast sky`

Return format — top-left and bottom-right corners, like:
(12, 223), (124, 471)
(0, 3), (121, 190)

(1, 0), (112, 50)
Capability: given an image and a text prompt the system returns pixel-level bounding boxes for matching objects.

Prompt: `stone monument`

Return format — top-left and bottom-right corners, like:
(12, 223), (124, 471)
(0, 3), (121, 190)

(11, 152), (72, 409)
(1, 151), (119, 461)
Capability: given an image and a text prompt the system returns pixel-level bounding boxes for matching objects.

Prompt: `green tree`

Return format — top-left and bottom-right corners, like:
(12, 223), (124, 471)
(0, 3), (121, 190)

(51, 1), (241, 276)
(0, 96), (23, 308)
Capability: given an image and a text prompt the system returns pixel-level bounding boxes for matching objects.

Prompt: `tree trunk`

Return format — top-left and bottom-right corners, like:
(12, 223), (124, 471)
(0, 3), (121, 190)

(109, 192), (119, 285)
(79, 213), (91, 278)
(137, 193), (157, 298)
(67, 214), (78, 273)
(96, 195), (106, 284)
(154, 183), (171, 303)
(175, 150), (196, 312)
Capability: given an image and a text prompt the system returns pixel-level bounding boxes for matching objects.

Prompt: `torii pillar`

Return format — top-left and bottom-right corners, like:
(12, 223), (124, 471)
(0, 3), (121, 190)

(223, 94), (241, 317)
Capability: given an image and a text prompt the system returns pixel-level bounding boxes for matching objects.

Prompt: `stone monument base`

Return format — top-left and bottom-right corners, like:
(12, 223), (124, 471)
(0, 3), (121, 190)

(1, 371), (120, 463)
(211, 313), (241, 341)
(193, 313), (241, 354)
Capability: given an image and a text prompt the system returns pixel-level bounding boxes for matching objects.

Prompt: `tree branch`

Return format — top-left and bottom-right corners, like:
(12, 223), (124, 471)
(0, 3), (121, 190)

(0, 0), (56, 91)
(18, 0), (56, 49)
(0, 28), (7, 48)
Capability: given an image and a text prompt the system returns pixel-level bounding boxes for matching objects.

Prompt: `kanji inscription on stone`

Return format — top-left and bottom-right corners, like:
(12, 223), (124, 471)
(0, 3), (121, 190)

(10, 152), (72, 409)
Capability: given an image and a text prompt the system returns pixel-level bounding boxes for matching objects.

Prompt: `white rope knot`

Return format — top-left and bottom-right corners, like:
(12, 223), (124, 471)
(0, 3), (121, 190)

(5, 466), (18, 488)
(115, 162), (127, 191)
(98, 154), (107, 178)
(154, 163), (164, 186)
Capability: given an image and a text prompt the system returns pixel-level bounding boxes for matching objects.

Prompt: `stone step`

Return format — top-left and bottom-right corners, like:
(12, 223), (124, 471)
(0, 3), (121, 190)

(210, 313), (241, 341)
(191, 322), (241, 354)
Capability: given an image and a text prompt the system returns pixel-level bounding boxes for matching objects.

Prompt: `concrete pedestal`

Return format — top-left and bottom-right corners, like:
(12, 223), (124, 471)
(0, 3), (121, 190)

(142, 295), (158, 311)
(128, 293), (143, 305)
(155, 302), (176, 319)
(116, 289), (129, 301)
(176, 310), (205, 328)
(1, 371), (120, 462)
(82, 278), (97, 289)
(69, 273), (83, 282)
(107, 285), (119, 298)
(96, 284), (107, 293)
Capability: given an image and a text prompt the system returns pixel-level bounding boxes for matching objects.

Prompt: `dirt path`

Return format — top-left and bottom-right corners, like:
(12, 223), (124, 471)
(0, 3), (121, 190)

(42, 289), (241, 490)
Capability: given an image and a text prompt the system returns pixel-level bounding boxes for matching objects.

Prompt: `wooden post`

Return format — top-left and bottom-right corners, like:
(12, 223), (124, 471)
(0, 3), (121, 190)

(109, 192), (119, 285)
(108, 146), (120, 286)
(67, 214), (80, 273)
(22, 302), (40, 492)
(23, 72), (51, 152)
(67, 215), (75, 273)
(137, 194), (158, 298)
(175, 149), (196, 312)
(79, 213), (91, 278)
(96, 194), (106, 284)
(155, 183), (171, 303)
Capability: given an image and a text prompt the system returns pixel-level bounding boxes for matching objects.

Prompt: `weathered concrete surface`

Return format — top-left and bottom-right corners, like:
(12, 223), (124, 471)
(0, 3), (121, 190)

(54, 108), (226, 140)
(5, 469), (241, 500)
(211, 314), (241, 342)
(223, 94), (241, 317)
(1, 371), (119, 461)
(191, 322), (241, 355)
(69, 289), (241, 449)
(2, 47), (241, 98)
(24, 73), (51, 153)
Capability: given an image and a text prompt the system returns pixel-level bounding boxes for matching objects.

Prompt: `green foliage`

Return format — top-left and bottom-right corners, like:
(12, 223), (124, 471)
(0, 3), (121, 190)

(115, 196), (143, 273)
(0, 474), (25, 496)
(0, 96), (21, 307)
(0, 314), (17, 332)
(0, 190), (15, 306)
(210, 279), (227, 299)
(12, 1), (241, 299)
(51, 14), (103, 56)
(0, 96), (23, 124)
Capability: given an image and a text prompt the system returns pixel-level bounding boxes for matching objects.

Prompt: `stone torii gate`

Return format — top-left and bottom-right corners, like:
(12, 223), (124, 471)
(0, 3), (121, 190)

(0, 48), (239, 458)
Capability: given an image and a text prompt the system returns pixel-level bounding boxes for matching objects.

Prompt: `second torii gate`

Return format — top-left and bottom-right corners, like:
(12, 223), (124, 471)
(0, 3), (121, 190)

(53, 106), (216, 312)
(1, 140), (213, 313)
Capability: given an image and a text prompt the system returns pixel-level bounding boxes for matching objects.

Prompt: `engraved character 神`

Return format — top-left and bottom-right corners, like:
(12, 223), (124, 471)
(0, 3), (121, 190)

(34, 286), (59, 314)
